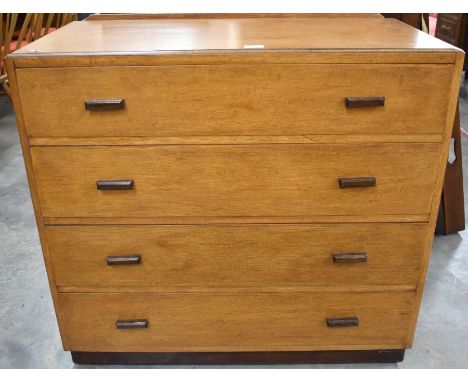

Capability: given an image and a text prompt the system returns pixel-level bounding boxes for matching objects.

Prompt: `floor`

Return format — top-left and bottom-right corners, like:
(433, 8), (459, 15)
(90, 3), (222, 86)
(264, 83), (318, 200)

(0, 85), (468, 369)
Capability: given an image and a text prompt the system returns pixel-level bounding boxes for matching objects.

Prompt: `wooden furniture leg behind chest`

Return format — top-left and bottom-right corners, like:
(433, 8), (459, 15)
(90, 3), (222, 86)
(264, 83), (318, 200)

(435, 13), (467, 234)
(6, 15), (464, 365)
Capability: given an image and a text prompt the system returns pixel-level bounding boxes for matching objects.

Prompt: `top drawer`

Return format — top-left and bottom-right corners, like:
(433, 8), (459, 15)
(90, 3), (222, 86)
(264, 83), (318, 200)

(16, 64), (452, 138)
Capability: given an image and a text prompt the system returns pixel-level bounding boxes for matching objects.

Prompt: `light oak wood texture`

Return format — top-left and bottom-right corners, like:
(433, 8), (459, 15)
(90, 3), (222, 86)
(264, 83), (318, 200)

(57, 285), (415, 294)
(46, 223), (428, 289)
(31, 144), (440, 219)
(405, 51), (466, 348)
(6, 16), (465, 357)
(28, 134), (444, 146)
(43, 215), (430, 225)
(59, 291), (414, 352)
(11, 52), (458, 68)
(13, 18), (456, 55)
(10, 16), (461, 69)
(4, 57), (70, 350)
(16, 64), (452, 138)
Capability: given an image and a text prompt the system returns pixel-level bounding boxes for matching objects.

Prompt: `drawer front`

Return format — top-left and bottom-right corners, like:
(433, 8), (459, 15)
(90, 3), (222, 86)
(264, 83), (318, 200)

(48, 224), (428, 289)
(31, 144), (440, 218)
(436, 16), (460, 45)
(59, 291), (413, 352)
(17, 64), (452, 137)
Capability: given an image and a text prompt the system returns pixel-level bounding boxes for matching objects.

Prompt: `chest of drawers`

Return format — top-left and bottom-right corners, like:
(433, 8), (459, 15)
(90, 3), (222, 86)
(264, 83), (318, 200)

(6, 15), (464, 365)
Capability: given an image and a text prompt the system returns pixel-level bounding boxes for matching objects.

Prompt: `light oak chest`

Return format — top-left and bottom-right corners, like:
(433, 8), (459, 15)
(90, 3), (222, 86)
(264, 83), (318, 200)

(7, 14), (464, 364)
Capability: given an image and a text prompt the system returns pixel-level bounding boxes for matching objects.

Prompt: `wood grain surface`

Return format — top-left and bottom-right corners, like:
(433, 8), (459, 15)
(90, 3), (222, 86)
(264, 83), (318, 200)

(46, 223), (428, 289)
(4, 58), (70, 349)
(404, 51), (465, 348)
(13, 18), (455, 55)
(59, 291), (414, 352)
(5, 15), (464, 357)
(28, 134), (444, 147)
(31, 144), (440, 219)
(17, 64), (452, 137)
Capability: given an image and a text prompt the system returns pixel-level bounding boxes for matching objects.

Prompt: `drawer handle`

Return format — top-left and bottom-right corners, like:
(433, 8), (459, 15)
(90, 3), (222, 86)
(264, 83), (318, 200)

(333, 252), (368, 263)
(326, 317), (359, 327)
(116, 319), (149, 329)
(107, 255), (142, 265)
(345, 97), (385, 108)
(85, 99), (125, 111)
(338, 177), (376, 188)
(96, 180), (134, 190)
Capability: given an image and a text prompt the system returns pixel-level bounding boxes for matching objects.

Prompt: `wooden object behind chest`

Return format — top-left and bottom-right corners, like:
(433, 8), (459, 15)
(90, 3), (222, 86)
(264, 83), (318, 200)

(6, 14), (464, 364)
(436, 13), (468, 71)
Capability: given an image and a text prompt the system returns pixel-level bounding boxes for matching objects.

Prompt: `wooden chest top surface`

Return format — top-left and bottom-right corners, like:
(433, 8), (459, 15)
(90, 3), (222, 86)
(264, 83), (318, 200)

(13, 17), (459, 56)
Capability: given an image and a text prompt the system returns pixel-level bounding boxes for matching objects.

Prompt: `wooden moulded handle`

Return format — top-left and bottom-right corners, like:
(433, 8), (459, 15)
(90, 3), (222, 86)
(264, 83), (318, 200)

(338, 177), (376, 189)
(333, 252), (368, 263)
(96, 180), (134, 190)
(116, 319), (149, 329)
(326, 317), (359, 327)
(107, 255), (142, 265)
(345, 97), (385, 108)
(85, 99), (125, 111)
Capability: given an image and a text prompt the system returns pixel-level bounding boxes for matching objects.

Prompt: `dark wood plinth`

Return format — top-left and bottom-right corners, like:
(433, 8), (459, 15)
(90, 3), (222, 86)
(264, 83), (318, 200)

(71, 349), (405, 365)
